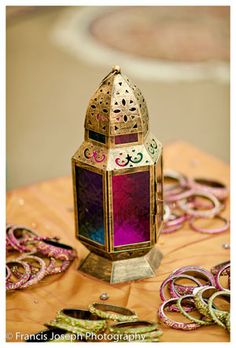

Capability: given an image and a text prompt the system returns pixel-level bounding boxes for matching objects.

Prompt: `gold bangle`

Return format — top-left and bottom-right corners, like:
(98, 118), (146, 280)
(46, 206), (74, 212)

(46, 308), (106, 334)
(88, 303), (138, 322)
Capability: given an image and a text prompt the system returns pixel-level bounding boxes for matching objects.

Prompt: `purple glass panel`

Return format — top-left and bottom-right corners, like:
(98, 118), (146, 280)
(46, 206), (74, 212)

(112, 171), (150, 246)
(76, 167), (105, 245)
(115, 133), (138, 145)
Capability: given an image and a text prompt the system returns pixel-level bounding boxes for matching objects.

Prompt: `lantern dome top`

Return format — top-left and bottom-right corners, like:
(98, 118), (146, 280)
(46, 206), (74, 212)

(84, 66), (149, 139)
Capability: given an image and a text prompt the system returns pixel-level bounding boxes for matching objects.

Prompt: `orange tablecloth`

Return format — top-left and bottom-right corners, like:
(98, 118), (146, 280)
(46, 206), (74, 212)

(6, 141), (230, 342)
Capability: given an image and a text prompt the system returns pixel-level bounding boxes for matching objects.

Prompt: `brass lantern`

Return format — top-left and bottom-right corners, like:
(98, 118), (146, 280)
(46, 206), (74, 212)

(72, 66), (164, 283)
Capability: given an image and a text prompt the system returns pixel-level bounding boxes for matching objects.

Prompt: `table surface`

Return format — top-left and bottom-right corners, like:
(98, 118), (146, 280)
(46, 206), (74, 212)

(6, 141), (230, 342)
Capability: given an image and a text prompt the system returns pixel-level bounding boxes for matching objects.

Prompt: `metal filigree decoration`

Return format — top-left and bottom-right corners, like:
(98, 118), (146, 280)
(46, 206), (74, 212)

(84, 67), (149, 137)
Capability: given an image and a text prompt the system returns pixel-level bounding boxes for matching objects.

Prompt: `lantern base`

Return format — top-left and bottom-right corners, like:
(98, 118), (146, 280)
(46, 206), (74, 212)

(78, 246), (163, 284)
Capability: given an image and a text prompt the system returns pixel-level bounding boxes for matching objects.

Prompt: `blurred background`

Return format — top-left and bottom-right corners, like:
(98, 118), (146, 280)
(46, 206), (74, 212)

(6, 6), (230, 190)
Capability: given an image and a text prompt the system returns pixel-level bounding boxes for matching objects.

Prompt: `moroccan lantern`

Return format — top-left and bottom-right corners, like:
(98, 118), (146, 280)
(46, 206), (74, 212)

(72, 66), (164, 283)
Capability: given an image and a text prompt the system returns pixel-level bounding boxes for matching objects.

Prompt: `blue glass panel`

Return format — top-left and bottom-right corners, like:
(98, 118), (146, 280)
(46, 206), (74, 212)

(76, 166), (105, 245)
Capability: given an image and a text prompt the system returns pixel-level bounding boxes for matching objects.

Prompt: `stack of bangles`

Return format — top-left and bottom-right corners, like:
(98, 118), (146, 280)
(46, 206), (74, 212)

(162, 170), (229, 234)
(158, 262), (230, 333)
(6, 224), (77, 291)
(27, 303), (163, 342)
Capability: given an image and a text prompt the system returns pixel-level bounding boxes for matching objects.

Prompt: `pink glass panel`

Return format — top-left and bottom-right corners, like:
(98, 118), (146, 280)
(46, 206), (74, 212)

(112, 171), (150, 246)
(115, 133), (138, 145)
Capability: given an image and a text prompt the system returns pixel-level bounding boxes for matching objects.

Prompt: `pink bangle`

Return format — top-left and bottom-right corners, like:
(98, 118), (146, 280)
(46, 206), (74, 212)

(160, 274), (201, 312)
(7, 225), (42, 252)
(178, 191), (221, 218)
(46, 258), (72, 275)
(16, 255), (47, 288)
(161, 223), (184, 234)
(36, 240), (76, 261)
(189, 215), (229, 234)
(164, 170), (188, 192)
(165, 189), (194, 203)
(215, 263), (230, 291)
(6, 265), (11, 281)
(166, 213), (188, 227)
(211, 261), (230, 276)
(162, 212), (188, 233)
(158, 298), (201, 330)
(171, 266), (216, 295)
(6, 260), (31, 291)
(187, 178), (228, 201)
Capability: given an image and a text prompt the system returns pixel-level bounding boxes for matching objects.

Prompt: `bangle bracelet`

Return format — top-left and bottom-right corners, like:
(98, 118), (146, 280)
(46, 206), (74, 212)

(158, 298), (201, 331)
(166, 212), (188, 227)
(164, 170), (188, 193)
(6, 261), (31, 291)
(165, 189), (194, 203)
(47, 308), (106, 334)
(208, 290), (230, 330)
(109, 320), (158, 334)
(189, 215), (229, 234)
(178, 191), (221, 218)
(163, 204), (171, 222)
(193, 286), (225, 320)
(160, 274), (201, 312)
(171, 266), (216, 296)
(7, 225), (43, 252)
(36, 240), (77, 261)
(211, 261), (230, 276)
(16, 255), (47, 288)
(6, 265), (11, 281)
(225, 313), (230, 333)
(161, 223), (184, 234)
(177, 295), (213, 326)
(215, 263), (230, 291)
(187, 178), (228, 201)
(88, 303), (138, 322)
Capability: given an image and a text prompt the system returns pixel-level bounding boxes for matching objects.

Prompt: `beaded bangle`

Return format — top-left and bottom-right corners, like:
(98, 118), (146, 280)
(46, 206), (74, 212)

(164, 170), (188, 193)
(211, 261), (230, 276)
(177, 295), (214, 326)
(109, 320), (158, 334)
(51, 309), (106, 333)
(161, 223), (184, 234)
(189, 215), (229, 234)
(187, 178), (228, 201)
(225, 313), (230, 333)
(88, 303), (138, 322)
(6, 261), (31, 291)
(215, 263), (230, 291)
(36, 240), (76, 261)
(178, 191), (221, 218)
(16, 255), (47, 288)
(160, 274), (201, 312)
(171, 266), (216, 296)
(208, 290), (230, 330)
(193, 286), (226, 320)
(158, 298), (201, 331)
(6, 265), (11, 281)
(7, 225), (42, 252)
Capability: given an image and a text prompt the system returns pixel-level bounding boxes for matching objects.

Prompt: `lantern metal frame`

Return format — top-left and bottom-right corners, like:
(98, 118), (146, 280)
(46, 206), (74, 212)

(72, 67), (164, 283)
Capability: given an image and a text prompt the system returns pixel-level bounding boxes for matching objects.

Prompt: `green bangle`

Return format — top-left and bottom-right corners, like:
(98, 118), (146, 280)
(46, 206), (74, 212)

(109, 320), (158, 334)
(177, 295), (214, 326)
(208, 290), (230, 330)
(88, 303), (138, 322)
(46, 308), (106, 334)
(194, 286), (224, 319)
(225, 313), (230, 333)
